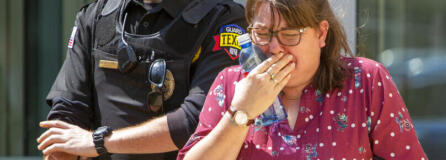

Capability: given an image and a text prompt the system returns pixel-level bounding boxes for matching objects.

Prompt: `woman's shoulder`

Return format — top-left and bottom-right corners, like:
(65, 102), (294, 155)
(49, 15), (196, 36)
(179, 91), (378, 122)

(341, 56), (389, 75)
(222, 65), (243, 72)
(218, 65), (244, 82)
(340, 56), (394, 91)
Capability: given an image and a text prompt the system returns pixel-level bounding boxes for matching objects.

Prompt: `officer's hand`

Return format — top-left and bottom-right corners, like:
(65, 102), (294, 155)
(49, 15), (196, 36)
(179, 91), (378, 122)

(37, 120), (99, 157)
(231, 52), (294, 119)
(44, 152), (78, 160)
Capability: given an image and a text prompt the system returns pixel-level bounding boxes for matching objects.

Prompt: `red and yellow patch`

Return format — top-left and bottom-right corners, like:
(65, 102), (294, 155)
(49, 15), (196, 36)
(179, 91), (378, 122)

(212, 24), (246, 60)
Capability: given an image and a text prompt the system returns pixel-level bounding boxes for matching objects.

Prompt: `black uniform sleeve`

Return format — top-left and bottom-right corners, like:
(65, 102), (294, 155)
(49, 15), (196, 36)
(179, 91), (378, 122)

(166, 2), (247, 148)
(45, 3), (99, 130)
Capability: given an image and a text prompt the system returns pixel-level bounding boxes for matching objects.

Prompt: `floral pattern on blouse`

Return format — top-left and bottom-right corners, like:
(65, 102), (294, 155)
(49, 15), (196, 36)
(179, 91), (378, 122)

(178, 57), (428, 160)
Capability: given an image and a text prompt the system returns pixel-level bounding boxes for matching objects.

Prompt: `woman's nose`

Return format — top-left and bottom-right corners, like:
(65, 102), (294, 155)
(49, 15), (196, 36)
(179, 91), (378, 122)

(268, 36), (284, 55)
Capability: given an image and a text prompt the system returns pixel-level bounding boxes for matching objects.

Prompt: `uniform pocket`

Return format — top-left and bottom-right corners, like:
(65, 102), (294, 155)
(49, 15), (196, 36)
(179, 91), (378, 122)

(92, 49), (149, 113)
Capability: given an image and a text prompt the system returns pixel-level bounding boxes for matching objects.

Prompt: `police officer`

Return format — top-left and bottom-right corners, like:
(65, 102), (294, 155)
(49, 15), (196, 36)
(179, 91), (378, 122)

(37, 0), (246, 159)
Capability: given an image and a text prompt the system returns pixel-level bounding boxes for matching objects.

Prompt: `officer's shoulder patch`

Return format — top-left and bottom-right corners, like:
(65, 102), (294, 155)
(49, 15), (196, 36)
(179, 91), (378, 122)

(212, 24), (246, 60)
(67, 26), (78, 49)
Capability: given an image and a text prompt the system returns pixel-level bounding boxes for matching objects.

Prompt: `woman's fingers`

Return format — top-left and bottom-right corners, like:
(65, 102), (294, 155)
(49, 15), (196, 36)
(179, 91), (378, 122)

(272, 62), (295, 85)
(249, 52), (283, 75)
(231, 52), (296, 118)
(266, 54), (294, 76)
(275, 74), (292, 92)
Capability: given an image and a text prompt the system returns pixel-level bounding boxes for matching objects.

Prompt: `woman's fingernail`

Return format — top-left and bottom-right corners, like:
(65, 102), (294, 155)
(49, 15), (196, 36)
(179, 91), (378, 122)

(292, 63), (296, 67)
(287, 55), (293, 59)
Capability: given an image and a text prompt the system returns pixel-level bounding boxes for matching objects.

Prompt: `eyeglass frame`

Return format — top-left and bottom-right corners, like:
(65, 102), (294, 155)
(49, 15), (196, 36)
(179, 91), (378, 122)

(247, 26), (308, 46)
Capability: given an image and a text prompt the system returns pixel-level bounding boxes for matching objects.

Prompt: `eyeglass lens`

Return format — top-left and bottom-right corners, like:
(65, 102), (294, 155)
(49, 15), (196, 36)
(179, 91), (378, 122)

(148, 59), (166, 89)
(250, 28), (303, 46)
(147, 91), (163, 113)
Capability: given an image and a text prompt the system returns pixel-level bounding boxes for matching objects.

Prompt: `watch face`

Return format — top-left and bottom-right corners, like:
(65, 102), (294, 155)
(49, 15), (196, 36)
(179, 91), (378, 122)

(95, 127), (106, 134)
(94, 126), (111, 137)
(234, 111), (248, 125)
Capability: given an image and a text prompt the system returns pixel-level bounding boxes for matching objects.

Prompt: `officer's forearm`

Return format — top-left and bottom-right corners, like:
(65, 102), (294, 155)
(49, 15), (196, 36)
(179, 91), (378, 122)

(104, 116), (179, 154)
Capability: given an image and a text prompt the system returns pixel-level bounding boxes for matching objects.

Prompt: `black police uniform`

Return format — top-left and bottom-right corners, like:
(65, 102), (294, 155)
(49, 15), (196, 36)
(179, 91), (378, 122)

(45, 0), (247, 159)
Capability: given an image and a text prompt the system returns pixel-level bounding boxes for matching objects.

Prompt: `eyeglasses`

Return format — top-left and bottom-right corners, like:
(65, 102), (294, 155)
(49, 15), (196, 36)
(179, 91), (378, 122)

(146, 57), (166, 113)
(247, 27), (307, 46)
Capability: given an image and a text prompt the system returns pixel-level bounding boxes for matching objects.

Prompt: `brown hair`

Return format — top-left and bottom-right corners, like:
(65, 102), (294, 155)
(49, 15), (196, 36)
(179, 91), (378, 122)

(246, 0), (354, 94)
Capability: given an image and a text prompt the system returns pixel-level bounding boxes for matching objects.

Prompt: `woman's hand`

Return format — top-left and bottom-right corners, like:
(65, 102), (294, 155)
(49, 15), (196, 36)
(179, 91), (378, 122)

(231, 52), (295, 119)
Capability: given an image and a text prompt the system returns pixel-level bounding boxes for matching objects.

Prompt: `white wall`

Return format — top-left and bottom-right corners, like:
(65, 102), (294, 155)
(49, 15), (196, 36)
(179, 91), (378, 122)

(329, 0), (357, 54)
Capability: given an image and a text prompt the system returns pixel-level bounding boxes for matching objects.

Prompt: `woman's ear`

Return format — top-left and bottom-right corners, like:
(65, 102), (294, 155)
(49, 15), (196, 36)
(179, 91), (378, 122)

(318, 20), (329, 48)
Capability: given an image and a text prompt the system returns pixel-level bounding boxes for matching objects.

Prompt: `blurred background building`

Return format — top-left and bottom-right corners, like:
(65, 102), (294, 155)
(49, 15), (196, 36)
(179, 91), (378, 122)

(1, 0), (445, 159)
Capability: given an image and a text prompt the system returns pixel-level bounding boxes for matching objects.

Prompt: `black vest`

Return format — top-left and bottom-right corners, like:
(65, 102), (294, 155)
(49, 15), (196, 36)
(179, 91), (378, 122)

(89, 0), (226, 159)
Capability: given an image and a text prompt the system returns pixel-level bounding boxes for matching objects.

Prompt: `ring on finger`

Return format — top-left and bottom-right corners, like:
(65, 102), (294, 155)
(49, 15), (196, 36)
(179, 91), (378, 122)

(267, 71), (275, 80)
(271, 77), (278, 84)
(267, 71), (277, 83)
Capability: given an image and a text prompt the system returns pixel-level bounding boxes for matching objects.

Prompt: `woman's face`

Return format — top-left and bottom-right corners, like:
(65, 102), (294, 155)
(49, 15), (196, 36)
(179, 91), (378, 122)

(252, 2), (326, 89)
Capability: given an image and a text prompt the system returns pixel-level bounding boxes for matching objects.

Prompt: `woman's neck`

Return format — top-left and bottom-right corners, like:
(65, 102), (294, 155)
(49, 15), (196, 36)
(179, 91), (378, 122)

(281, 87), (304, 130)
(281, 85), (306, 101)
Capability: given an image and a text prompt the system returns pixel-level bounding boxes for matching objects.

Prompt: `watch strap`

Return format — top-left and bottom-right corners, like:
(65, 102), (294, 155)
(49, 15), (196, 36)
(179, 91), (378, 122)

(93, 126), (112, 160)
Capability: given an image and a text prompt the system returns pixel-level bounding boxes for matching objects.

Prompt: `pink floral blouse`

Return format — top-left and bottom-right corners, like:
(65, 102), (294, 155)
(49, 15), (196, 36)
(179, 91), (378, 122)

(177, 57), (428, 160)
